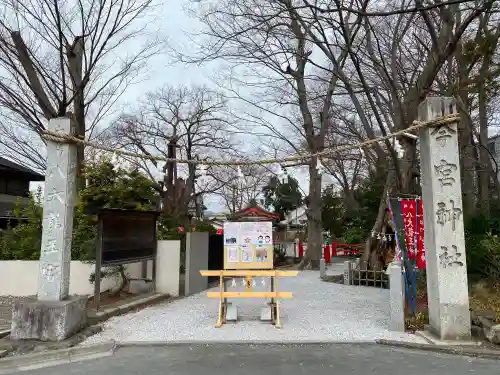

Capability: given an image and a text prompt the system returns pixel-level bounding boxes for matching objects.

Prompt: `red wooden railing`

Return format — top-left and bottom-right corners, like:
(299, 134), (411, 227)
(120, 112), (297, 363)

(296, 241), (363, 264)
(331, 242), (363, 257)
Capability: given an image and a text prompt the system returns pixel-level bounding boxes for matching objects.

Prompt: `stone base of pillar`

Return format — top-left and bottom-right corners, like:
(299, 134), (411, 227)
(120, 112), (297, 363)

(10, 296), (87, 341)
(428, 303), (472, 341)
(418, 326), (477, 346)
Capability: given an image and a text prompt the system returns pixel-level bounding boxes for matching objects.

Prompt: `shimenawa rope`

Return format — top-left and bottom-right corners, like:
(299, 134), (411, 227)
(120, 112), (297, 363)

(40, 113), (459, 167)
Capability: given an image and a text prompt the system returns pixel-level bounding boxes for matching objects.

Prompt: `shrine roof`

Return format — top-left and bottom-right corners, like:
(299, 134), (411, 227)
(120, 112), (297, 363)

(228, 205), (280, 221)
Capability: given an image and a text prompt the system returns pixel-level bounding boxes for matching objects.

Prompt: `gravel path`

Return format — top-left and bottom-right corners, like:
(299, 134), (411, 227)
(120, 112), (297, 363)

(81, 271), (426, 345)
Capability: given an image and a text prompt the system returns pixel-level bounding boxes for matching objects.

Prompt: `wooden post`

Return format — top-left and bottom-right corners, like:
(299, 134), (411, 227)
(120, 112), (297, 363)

(215, 273), (224, 328)
(274, 271), (281, 328)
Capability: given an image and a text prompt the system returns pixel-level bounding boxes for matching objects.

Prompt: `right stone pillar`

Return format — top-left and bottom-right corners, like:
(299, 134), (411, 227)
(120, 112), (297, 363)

(418, 97), (471, 340)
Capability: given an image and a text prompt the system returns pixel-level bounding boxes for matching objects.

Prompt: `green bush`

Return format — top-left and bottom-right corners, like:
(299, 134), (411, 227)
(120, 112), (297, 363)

(343, 227), (365, 244)
(0, 191), (43, 260)
(465, 212), (500, 281)
(476, 233), (500, 280)
(0, 158), (160, 262)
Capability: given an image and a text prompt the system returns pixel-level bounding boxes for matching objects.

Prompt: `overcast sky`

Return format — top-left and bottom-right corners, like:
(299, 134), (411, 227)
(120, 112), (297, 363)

(24, 0), (327, 213)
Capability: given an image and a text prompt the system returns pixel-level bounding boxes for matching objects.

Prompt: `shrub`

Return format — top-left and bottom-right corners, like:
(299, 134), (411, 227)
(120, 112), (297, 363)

(477, 233), (500, 280)
(343, 227), (365, 244)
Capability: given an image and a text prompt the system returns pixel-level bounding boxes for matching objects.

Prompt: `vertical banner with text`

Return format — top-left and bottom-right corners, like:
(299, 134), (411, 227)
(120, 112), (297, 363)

(416, 199), (426, 269)
(400, 199), (417, 261)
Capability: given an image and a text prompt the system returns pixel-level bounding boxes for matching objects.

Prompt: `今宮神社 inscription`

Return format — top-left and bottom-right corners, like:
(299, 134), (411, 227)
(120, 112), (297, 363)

(431, 124), (456, 147)
(439, 245), (464, 268)
(434, 159), (457, 187)
(436, 199), (462, 231)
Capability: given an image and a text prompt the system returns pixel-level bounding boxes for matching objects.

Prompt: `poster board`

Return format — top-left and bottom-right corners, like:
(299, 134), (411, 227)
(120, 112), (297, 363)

(223, 221), (274, 269)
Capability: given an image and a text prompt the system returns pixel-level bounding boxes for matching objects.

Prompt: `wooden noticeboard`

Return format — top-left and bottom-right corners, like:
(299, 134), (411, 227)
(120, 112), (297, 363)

(223, 221), (274, 269)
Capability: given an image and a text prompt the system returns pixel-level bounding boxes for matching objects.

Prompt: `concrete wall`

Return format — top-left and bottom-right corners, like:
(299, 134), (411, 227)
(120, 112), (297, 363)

(185, 232), (209, 296)
(0, 260), (152, 296)
(155, 240), (181, 297)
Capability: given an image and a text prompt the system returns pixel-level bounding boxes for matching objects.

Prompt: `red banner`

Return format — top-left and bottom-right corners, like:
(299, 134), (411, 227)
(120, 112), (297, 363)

(400, 199), (417, 261)
(298, 240), (304, 258)
(416, 199), (426, 269)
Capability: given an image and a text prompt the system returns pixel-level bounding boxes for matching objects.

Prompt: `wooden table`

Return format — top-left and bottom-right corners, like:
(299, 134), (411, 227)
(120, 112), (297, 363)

(199, 270), (298, 328)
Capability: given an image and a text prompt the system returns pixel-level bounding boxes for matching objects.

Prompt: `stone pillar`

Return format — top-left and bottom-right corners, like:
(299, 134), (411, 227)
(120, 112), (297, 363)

(388, 263), (405, 332)
(343, 261), (352, 285)
(418, 97), (471, 340)
(185, 232), (209, 296)
(156, 240), (181, 297)
(319, 258), (326, 279)
(37, 117), (77, 300)
(11, 117), (87, 341)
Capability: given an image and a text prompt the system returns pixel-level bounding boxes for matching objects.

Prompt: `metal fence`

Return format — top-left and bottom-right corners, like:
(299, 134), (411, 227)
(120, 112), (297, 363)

(344, 261), (389, 289)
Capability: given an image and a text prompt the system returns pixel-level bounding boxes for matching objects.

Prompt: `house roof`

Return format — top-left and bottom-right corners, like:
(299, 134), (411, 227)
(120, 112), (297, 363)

(0, 157), (44, 181)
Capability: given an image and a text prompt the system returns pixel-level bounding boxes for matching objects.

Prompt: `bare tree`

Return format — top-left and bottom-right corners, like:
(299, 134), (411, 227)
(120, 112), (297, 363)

(109, 84), (238, 221)
(184, 0), (376, 269)
(0, 0), (161, 183)
(282, 0), (494, 268)
(213, 164), (271, 213)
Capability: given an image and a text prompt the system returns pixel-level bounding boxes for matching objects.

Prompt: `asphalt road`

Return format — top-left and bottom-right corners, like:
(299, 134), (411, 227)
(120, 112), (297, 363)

(20, 344), (500, 375)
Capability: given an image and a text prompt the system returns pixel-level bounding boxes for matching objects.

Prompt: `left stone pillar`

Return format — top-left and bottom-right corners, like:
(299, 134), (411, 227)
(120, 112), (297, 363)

(11, 117), (87, 341)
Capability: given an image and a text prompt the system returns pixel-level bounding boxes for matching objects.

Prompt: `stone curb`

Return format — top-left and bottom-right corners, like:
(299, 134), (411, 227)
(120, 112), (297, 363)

(116, 340), (378, 347)
(87, 293), (171, 325)
(375, 339), (500, 360)
(0, 341), (116, 374)
(117, 340), (500, 359)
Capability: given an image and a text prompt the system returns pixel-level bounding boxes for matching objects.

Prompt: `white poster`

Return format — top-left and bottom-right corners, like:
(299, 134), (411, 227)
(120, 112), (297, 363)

(253, 221), (273, 245)
(223, 222), (240, 245)
(227, 246), (239, 263)
(255, 245), (269, 262)
(241, 245), (253, 262)
(239, 222), (254, 246)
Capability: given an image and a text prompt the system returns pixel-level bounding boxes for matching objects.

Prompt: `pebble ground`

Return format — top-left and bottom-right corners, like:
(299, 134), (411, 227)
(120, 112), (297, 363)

(81, 271), (426, 345)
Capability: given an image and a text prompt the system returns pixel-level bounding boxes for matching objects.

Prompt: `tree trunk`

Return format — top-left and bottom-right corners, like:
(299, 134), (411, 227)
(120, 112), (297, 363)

(67, 37), (86, 191)
(455, 29), (476, 217)
(478, 78), (490, 217)
(458, 110), (475, 217)
(343, 188), (359, 217)
(299, 160), (323, 270)
(477, 44), (495, 217)
(360, 168), (393, 270)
